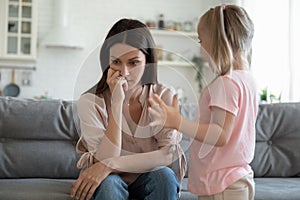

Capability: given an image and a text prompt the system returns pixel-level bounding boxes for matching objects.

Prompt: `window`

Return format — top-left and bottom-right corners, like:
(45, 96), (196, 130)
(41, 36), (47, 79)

(245, 0), (300, 102)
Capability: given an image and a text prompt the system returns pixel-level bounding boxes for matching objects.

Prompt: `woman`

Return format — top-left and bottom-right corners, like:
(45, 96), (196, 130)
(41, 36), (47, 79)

(71, 18), (186, 200)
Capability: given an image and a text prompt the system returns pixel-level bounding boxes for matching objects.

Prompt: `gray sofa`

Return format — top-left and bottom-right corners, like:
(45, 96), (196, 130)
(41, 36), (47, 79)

(0, 96), (300, 200)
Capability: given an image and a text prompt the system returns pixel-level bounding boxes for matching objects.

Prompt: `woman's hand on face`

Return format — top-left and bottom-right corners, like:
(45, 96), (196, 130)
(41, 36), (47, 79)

(107, 68), (128, 102)
(148, 94), (181, 130)
(71, 162), (112, 200)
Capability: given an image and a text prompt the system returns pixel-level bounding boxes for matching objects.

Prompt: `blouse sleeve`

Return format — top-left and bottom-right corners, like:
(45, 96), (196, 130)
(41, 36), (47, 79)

(76, 93), (108, 169)
(152, 85), (187, 183)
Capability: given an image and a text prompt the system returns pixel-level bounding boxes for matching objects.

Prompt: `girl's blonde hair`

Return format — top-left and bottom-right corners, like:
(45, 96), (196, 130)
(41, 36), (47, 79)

(201, 5), (254, 75)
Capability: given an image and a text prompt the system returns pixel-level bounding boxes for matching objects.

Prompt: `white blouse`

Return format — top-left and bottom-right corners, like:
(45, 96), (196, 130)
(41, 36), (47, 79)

(76, 84), (186, 184)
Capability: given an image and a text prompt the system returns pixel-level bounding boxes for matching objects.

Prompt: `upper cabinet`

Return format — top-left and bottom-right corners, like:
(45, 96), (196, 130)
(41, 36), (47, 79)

(0, 0), (37, 62)
(150, 29), (198, 68)
(150, 29), (197, 38)
(149, 29), (201, 103)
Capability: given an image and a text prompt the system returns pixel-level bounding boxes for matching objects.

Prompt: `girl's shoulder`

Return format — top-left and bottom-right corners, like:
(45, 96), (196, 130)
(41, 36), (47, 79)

(210, 70), (251, 85)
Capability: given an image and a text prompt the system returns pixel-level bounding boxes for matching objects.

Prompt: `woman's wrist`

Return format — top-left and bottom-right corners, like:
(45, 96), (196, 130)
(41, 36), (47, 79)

(109, 101), (123, 118)
(102, 158), (118, 173)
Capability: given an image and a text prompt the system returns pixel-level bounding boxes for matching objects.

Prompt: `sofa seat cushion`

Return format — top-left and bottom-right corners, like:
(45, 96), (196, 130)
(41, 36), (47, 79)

(0, 179), (74, 200)
(180, 177), (300, 200)
(180, 178), (197, 200)
(1, 178), (198, 200)
(254, 178), (300, 200)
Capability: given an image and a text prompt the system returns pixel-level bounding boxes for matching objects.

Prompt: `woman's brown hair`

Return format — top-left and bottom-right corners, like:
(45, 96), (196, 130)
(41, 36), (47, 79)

(95, 18), (158, 95)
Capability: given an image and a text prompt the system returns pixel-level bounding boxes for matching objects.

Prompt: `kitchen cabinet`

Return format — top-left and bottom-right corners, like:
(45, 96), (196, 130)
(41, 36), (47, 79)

(150, 29), (198, 68)
(150, 29), (197, 38)
(0, 0), (37, 62)
(150, 29), (200, 103)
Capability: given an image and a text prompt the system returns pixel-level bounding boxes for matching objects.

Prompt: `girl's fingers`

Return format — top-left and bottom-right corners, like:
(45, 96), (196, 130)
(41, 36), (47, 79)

(173, 94), (179, 108)
(149, 121), (160, 127)
(153, 93), (167, 107)
(148, 97), (158, 107)
(148, 106), (162, 118)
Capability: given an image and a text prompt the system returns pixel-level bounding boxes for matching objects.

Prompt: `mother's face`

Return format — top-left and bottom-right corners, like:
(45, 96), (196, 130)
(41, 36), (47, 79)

(109, 43), (146, 90)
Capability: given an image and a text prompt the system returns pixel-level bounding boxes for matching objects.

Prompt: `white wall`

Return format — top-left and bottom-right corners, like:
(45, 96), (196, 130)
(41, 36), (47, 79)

(1, 0), (243, 101)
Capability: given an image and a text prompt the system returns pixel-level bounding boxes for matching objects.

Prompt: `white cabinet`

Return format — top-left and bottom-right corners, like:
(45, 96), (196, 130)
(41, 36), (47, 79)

(150, 29), (198, 68)
(150, 29), (200, 103)
(150, 29), (198, 38)
(0, 0), (37, 62)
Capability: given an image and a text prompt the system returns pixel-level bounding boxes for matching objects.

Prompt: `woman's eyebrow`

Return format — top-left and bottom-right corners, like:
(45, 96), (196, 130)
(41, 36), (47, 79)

(110, 56), (142, 60)
(129, 56), (141, 60)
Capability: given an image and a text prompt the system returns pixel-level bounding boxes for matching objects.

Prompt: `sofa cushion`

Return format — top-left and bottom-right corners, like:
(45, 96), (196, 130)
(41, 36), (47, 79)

(251, 103), (300, 177)
(0, 179), (74, 200)
(0, 97), (80, 178)
(254, 178), (300, 200)
(180, 178), (197, 200)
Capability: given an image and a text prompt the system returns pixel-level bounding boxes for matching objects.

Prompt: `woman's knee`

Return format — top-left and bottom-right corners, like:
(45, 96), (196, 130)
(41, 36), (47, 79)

(93, 174), (128, 200)
(148, 167), (179, 189)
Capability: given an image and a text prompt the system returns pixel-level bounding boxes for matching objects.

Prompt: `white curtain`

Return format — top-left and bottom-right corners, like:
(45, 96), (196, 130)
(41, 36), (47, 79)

(206, 0), (299, 102)
(244, 0), (300, 102)
(290, 0), (300, 101)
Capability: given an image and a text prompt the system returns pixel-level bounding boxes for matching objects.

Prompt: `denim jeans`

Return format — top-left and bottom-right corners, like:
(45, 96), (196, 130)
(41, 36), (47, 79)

(93, 166), (180, 200)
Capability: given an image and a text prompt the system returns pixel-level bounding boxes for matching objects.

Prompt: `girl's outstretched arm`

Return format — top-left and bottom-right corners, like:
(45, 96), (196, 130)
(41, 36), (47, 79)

(148, 94), (236, 147)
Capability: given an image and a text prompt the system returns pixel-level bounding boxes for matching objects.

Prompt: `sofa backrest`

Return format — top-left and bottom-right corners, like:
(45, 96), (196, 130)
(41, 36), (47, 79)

(251, 102), (300, 177)
(0, 97), (80, 179)
(1, 97), (299, 179)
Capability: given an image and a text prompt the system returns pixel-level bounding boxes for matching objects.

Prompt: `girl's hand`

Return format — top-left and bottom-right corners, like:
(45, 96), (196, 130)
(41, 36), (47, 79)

(71, 162), (112, 200)
(107, 68), (128, 103)
(148, 94), (181, 130)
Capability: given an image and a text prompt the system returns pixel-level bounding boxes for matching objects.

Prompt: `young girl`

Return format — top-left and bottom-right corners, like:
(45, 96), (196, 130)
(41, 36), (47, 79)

(149, 5), (258, 200)
(70, 19), (186, 200)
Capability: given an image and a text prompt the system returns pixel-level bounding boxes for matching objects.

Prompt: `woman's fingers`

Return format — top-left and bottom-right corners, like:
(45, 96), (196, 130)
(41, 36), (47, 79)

(78, 180), (92, 200)
(80, 179), (100, 200)
(107, 68), (119, 80)
(71, 177), (82, 198)
(107, 69), (127, 100)
(85, 182), (101, 200)
(119, 77), (128, 92)
(71, 173), (103, 200)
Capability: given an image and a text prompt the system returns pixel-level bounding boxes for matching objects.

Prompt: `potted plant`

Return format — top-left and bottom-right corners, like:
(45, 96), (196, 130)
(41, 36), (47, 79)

(192, 56), (206, 92)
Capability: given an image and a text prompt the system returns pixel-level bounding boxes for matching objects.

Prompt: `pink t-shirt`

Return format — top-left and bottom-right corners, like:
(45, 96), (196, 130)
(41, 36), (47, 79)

(188, 70), (258, 196)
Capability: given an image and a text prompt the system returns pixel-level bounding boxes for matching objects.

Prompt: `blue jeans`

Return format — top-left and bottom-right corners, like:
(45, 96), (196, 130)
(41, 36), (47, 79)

(93, 167), (180, 200)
